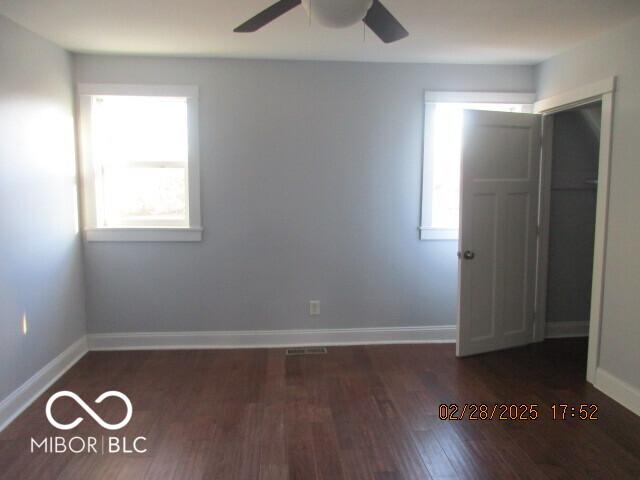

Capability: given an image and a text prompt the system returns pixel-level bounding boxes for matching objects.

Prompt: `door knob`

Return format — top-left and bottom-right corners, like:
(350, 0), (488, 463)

(463, 250), (475, 260)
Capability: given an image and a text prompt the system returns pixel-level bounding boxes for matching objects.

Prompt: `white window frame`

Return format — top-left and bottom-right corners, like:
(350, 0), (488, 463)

(77, 84), (202, 242)
(419, 91), (536, 241)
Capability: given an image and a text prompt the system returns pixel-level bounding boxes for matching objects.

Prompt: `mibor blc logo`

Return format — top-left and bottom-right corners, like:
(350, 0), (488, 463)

(45, 391), (133, 430)
(31, 391), (147, 454)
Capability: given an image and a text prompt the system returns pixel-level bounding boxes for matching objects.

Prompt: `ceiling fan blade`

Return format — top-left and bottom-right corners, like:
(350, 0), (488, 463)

(363, 0), (409, 43)
(234, 0), (302, 32)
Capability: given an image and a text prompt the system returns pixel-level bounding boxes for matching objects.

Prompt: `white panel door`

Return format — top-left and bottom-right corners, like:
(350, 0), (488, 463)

(457, 110), (541, 357)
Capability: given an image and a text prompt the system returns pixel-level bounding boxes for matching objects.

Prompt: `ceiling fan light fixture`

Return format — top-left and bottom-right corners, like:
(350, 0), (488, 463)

(234, 0), (408, 43)
(302, 0), (374, 28)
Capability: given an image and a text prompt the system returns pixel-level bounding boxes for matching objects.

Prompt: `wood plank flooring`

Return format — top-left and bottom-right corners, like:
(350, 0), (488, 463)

(1, 339), (639, 479)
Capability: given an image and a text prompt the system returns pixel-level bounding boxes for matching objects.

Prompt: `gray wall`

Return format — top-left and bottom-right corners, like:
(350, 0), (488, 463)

(0, 16), (86, 402)
(537, 16), (640, 390)
(74, 55), (535, 334)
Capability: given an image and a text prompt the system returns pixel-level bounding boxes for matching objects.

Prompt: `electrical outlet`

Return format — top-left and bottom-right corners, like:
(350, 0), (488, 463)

(309, 301), (320, 316)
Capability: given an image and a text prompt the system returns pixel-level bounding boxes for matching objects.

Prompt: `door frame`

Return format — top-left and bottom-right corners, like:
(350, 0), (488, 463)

(533, 77), (616, 384)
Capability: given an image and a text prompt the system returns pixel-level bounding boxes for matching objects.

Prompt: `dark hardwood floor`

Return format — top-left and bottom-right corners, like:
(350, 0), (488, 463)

(1, 339), (639, 479)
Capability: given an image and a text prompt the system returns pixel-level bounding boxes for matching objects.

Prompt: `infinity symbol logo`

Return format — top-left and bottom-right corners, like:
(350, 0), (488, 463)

(45, 391), (133, 431)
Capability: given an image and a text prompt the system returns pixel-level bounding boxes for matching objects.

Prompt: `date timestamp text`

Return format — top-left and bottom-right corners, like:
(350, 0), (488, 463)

(438, 403), (599, 421)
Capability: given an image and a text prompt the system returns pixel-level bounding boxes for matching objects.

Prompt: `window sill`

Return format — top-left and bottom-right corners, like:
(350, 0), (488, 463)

(419, 227), (458, 241)
(84, 227), (203, 243)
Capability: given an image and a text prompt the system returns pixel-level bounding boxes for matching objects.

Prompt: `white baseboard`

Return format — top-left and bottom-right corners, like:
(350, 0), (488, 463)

(87, 325), (456, 351)
(0, 336), (88, 432)
(545, 321), (590, 338)
(594, 367), (640, 416)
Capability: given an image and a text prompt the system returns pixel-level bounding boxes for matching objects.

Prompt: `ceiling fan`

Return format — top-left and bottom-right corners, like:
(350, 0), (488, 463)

(234, 0), (409, 44)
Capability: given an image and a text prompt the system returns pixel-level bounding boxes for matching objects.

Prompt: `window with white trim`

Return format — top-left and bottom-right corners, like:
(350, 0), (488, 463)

(78, 84), (202, 242)
(420, 92), (535, 240)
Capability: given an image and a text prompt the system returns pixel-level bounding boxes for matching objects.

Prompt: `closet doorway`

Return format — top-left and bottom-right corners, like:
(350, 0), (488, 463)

(544, 102), (601, 345)
(533, 78), (615, 383)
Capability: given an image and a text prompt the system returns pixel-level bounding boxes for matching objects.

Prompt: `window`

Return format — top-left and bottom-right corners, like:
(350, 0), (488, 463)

(419, 91), (535, 240)
(78, 85), (201, 242)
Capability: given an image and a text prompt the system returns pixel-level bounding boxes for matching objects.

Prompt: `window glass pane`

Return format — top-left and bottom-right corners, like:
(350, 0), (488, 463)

(92, 95), (188, 165)
(429, 102), (526, 230)
(90, 94), (190, 227)
(432, 104), (463, 229)
(102, 167), (187, 226)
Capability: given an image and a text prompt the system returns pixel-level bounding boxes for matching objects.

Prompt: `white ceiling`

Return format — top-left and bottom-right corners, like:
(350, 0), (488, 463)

(1, 0), (640, 64)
